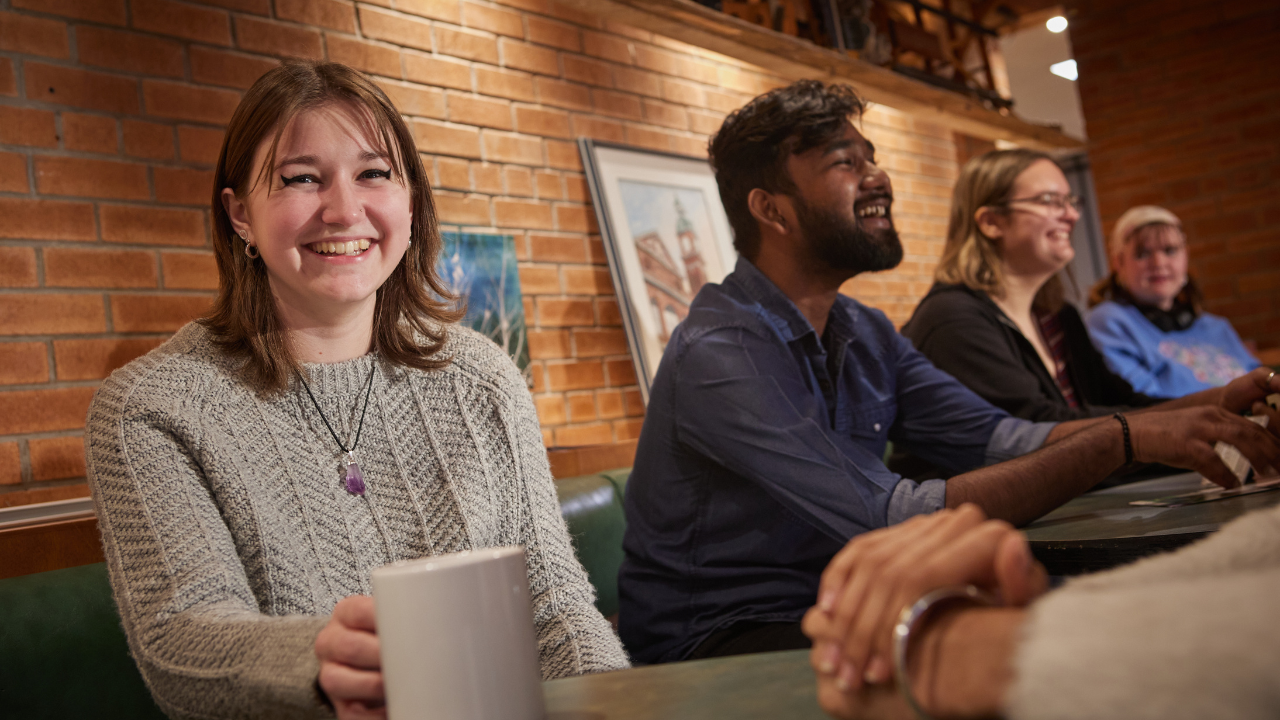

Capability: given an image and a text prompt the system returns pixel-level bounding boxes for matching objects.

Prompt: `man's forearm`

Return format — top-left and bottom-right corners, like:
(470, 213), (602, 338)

(1043, 386), (1228, 445)
(1138, 386), (1223, 413)
(947, 418), (1125, 526)
(1043, 415), (1106, 444)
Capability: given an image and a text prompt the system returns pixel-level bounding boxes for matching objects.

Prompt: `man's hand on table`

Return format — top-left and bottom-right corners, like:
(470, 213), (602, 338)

(804, 505), (1045, 719)
(315, 595), (387, 719)
(1218, 366), (1280, 419)
(1128, 404), (1280, 488)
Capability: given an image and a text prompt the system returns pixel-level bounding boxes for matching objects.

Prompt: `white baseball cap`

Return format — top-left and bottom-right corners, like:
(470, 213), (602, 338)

(1110, 205), (1182, 257)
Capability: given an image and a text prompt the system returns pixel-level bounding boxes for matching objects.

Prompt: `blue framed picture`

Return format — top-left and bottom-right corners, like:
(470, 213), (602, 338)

(439, 230), (530, 383)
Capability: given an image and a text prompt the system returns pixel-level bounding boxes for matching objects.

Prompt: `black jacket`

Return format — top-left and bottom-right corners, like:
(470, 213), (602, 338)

(901, 283), (1158, 422)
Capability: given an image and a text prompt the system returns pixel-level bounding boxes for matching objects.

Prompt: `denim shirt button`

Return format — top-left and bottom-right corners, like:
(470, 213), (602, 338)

(873, 423), (881, 432)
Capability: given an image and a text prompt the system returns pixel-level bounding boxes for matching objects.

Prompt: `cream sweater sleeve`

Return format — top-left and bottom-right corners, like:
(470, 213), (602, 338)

(1006, 504), (1280, 720)
(87, 351), (332, 720)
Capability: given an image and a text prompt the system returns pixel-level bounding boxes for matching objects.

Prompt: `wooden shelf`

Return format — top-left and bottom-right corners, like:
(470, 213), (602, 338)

(560, 0), (1084, 150)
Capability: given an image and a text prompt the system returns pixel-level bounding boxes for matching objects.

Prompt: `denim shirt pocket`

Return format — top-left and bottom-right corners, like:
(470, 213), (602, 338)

(838, 398), (897, 449)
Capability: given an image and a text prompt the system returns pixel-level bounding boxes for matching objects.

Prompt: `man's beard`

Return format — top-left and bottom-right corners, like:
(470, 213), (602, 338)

(794, 196), (903, 274)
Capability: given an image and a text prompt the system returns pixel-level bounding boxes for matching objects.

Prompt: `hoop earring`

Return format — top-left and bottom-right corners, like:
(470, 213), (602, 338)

(244, 241), (259, 259)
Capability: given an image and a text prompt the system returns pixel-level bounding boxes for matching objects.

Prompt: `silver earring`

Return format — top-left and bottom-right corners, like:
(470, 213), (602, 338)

(244, 242), (259, 259)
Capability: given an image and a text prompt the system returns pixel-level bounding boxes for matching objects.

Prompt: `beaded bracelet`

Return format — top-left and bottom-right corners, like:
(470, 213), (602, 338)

(892, 585), (997, 720)
(1112, 412), (1133, 466)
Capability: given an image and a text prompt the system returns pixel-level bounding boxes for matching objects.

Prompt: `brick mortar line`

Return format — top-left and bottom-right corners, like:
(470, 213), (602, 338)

(1, 245), (218, 256)
(0, 191), (216, 210)
(0, 245), (216, 259)
(3, 51), (191, 86)
(0, 332), (171, 342)
(0, 288), (215, 295)
(0, 478), (91, 493)
(0, 379), (104, 391)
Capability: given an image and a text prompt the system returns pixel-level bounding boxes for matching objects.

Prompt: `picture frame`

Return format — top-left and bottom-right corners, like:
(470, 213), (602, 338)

(438, 229), (532, 385)
(579, 139), (738, 404)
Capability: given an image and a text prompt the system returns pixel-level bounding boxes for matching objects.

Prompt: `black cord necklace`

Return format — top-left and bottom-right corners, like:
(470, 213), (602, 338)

(297, 363), (377, 495)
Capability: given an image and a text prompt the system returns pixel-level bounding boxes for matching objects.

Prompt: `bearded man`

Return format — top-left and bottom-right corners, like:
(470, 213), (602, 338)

(616, 80), (1280, 665)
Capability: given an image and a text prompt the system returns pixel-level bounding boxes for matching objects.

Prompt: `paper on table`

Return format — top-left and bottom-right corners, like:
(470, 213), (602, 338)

(1132, 477), (1280, 508)
(1201, 413), (1270, 487)
(1152, 393), (1280, 507)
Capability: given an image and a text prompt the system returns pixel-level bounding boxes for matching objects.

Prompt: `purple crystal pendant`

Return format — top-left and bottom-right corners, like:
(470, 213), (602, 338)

(343, 451), (366, 495)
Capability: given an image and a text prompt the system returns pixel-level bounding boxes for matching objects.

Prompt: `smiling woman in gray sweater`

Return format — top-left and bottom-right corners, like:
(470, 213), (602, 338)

(85, 61), (626, 720)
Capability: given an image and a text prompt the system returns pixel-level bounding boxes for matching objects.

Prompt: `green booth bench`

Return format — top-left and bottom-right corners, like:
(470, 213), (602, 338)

(0, 468), (631, 719)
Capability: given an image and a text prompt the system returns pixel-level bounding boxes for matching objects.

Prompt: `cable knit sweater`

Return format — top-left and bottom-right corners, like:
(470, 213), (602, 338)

(1008, 502), (1280, 720)
(85, 322), (629, 720)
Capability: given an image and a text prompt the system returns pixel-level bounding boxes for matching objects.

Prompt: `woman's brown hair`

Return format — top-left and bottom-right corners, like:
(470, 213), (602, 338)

(934, 148), (1067, 312)
(204, 61), (461, 392)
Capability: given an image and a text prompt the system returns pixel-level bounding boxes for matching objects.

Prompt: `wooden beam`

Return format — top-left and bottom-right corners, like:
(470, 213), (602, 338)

(0, 516), (104, 579)
(556, 0), (1083, 150)
(547, 440), (639, 480)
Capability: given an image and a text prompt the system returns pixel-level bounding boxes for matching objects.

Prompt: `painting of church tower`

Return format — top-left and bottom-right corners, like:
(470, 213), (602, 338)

(633, 196), (708, 344)
(675, 197), (707, 296)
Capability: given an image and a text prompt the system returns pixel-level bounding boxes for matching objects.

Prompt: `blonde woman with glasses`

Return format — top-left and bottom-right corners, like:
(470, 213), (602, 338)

(901, 149), (1161, 422)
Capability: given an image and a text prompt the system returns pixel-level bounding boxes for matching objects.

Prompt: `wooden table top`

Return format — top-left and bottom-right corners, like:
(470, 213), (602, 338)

(543, 649), (826, 720)
(1022, 472), (1280, 575)
(1024, 472), (1280, 542)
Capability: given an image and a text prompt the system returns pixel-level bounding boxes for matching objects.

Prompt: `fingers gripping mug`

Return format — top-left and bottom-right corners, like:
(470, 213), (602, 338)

(371, 546), (545, 720)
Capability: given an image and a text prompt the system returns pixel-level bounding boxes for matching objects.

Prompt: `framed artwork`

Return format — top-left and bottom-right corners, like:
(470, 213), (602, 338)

(579, 139), (738, 404)
(438, 230), (531, 384)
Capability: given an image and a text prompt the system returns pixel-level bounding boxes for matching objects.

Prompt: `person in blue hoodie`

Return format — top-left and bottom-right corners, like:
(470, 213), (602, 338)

(1086, 205), (1260, 399)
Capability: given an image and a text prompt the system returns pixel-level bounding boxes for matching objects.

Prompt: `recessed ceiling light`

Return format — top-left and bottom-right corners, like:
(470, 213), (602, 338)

(1046, 16), (1068, 33)
(1050, 59), (1078, 81)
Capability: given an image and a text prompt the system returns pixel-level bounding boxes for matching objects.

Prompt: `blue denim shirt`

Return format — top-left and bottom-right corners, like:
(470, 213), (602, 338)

(618, 258), (1053, 664)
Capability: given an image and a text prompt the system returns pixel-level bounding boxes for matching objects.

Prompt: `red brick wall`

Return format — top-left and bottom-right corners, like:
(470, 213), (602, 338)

(1067, 0), (1280, 349)
(0, 0), (957, 507)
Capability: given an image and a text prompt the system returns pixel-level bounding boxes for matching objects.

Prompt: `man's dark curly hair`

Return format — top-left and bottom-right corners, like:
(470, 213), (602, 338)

(708, 80), (864, 260)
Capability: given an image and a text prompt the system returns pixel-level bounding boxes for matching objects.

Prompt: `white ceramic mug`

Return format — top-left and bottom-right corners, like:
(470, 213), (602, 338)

(371, 546), (545, 720)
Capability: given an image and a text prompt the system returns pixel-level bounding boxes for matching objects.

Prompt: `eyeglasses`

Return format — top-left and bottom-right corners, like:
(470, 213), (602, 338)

(1002, 192), (1083, 215)
(1131, 243), (1185, 261)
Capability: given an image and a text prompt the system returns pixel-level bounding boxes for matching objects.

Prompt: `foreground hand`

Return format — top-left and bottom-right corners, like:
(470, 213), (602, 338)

(806, 601), (1026, 720)
(805, 609), (913, 720)
(1128, 405), (1280, 487)
(315, 595), (386, 719)
(808, 504), (1046, 692)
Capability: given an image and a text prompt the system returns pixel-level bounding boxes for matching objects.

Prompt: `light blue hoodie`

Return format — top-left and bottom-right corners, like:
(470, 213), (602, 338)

(1086, 300), (1260, 398)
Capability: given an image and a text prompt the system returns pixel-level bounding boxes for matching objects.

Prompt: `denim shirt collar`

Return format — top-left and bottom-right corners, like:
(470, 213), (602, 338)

(725, 256), (857, 350)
